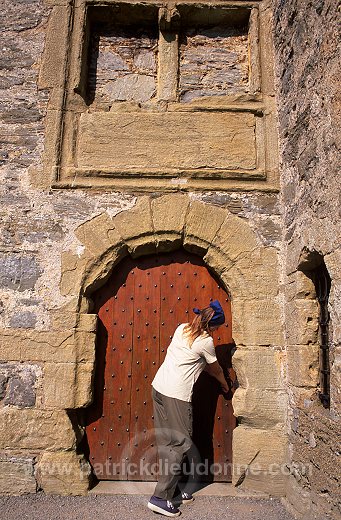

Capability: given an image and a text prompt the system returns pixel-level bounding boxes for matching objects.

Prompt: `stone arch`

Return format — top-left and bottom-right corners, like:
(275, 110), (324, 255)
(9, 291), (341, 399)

(56, 194), (287, 495)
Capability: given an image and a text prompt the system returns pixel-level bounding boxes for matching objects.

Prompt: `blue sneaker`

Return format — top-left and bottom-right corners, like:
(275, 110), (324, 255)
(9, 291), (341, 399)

(147, 495), (181, 517)
(181, 492), (194, 504)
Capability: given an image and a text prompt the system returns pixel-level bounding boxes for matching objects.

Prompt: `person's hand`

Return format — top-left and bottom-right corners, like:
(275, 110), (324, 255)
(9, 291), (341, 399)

(221, 382), (229, 394)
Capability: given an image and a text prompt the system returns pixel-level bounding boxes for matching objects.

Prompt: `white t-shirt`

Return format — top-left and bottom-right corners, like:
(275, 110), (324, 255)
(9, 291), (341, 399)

(151, 323), (218, 402)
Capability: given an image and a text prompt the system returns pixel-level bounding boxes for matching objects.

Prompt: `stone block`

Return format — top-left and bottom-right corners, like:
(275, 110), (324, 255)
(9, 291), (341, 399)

(203, 248), (234, 278)
(38, 5), (71, 89)
(0, 253), (42, 292)
(0, 453), (37, 495)
(325, 250), (341, 281)
(9, 311), (37, 329)
(284, 475), (315, 519)
(0, 332), (20, 361)
(232, 426), (287, 496)
(157, 30), (178, 101)
(74, 330), (96, 364)
(18, 331), (76, 363)
(232, 387), (287, 429)
(113, 197), (156, 256)
(0, 409), (77, 450)
(285, 299), (319, 346)
(43, 359), (95, 408)
(36, 451), (91, 496)
(77, 314), (97, 333)
(151, 194), (189, 251)
(286, 345), (319, 388)
(232, 347), (284, 390)
(232, 299), (284, 346)
(49, 299), (79, 331)
(81, 245), (127, 295)
(184, 201), (227, 254)
(0, 363), (41, 408)
(224, 247), (280, 299)
(60, 251), (89, 297)
(75, 212), (121, 257)
(75, 362), (96, 408)
(77, 111), (257, 172)
(286, 271), (316, 301)
(43, 363), (77, 409)
(208, 212), (259, 264)
(1, 331), (77, 363)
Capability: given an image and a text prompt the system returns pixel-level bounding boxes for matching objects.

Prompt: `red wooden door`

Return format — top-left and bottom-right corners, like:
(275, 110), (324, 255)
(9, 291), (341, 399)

(84, 250), (236, 482)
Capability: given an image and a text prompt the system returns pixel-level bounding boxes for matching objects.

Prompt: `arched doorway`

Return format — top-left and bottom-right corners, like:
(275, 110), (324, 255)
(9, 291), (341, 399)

(84, 249), (236, 482)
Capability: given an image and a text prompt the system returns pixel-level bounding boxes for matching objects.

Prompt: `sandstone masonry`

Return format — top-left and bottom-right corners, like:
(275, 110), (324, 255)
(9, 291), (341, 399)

(0, 2), (339, 520)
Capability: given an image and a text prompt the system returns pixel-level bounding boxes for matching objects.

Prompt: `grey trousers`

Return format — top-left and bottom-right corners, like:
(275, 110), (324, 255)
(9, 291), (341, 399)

(152, 387), (199, 501)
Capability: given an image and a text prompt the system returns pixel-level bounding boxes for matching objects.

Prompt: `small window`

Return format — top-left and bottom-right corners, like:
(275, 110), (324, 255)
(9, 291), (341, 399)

(311, 262), (331, 408)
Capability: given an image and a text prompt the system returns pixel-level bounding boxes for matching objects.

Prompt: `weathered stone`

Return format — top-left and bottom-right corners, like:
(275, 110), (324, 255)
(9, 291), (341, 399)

(232, 426), (287, 496)
(74, 212), (120, 257)
(49, 299), (80, 331)
(151, 193), (189, 251)
(203, 248), (234, 278)
(81, 244), (128, 295)
(184, 201), (227, 254)
(232, 387), (287, 429)
(0, 374), (8, 399)
(232, 299), (284, 346)
(285, 299), (319, 346)
(77, 313), (97, 333)
(0, 363), (40, 408)
(60, 252), (90, 297)
(38, 5), (71, 89)
(74, 330), (96, 364)
(88, 22), (158, 107)
(36, 451), (91, 496)
(199, 192), (244, 214)
(223, 247), (280, 299)
(207, 212), (259, 264)
(9, 311), (37, 329)
(286, 345), (319, 388)
(179, 26), (249, 100)
(113, 197), (156, 257)
(0, 254), (42, 292)
(283, 476), (316, 519)
(103, 74), (156, 103)
(43, 362), (77, 409)
(232, 347), (284, 390)
(4, 375), (36, 408)
(0, 409), (77, 450)
(0, 0), (338, 512)
(286, 271), (316, 302)
(77, 111), (257, 172)
(0, 330), (76, 363)
(74, 362), (96, 407)
(273, 0), (340, 515)
(0, 453), (37, 495)
(157, 29), (178, 101)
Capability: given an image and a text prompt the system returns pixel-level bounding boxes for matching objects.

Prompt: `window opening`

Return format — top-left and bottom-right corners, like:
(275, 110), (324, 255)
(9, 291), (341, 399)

(311, 262), (331, 408)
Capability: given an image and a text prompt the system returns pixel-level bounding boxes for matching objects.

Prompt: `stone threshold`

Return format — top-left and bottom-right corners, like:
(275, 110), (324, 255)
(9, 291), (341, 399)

(88, 481), (270, 498)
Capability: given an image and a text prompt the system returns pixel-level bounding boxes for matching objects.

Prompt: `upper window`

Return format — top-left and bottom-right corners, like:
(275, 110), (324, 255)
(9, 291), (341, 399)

(40, 1), (279, 191)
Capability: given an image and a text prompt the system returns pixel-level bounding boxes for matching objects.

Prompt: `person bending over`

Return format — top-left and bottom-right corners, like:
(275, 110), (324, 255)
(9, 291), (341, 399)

(147, 300), (229, 517)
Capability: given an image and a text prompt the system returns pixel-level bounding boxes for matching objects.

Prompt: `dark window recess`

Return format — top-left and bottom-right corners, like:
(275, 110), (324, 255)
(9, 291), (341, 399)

(311, 263), (331, 408)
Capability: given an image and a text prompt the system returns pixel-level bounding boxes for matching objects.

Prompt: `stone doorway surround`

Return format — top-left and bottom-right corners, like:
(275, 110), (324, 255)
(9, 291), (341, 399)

(30, 194), (288, 496)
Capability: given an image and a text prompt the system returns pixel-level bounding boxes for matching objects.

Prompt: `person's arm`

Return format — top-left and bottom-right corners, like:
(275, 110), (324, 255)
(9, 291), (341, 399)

(205, 361), (229, 393)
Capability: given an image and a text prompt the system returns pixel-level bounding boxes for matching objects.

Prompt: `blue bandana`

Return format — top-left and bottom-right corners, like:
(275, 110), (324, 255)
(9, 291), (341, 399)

(193, 299), (225, 326)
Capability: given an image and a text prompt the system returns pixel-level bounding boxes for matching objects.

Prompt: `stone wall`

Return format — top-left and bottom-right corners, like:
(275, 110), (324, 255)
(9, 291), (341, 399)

(0, 0), (326, 507)
(271, 0), (341, 519)
(179, 26), (249, 102)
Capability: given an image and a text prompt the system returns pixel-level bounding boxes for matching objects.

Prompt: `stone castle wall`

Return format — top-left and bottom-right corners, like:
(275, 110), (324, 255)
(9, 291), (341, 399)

(0, 1), (339, 518)
(272, 0), (341, 518)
